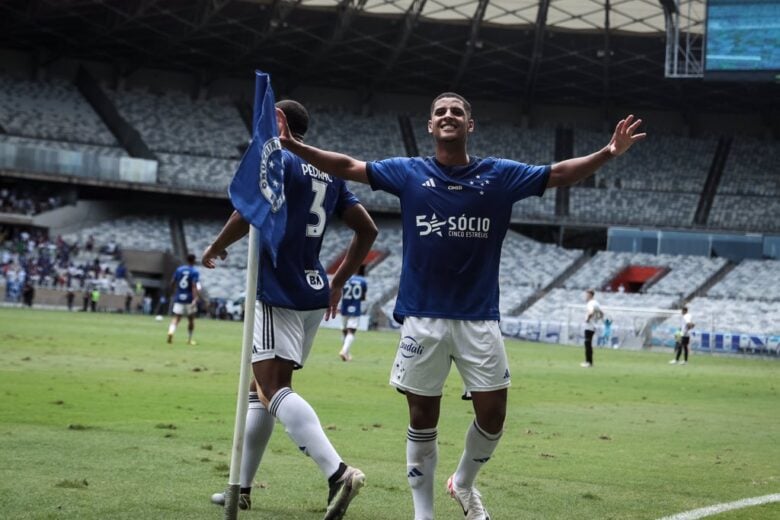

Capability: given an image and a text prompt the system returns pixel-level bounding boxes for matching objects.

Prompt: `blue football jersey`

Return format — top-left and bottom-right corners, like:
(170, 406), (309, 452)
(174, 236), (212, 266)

(173, 265), (199, 304)
(258, 150), (359, 310)
(367, 156), (550, 321)
(340, 274), (367, 316)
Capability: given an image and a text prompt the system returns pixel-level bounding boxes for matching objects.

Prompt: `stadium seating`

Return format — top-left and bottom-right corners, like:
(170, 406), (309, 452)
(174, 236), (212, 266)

(0, 75), (118, 146)
(564, 251), (726, 298)
(660, 296), (780, 342)
(569, 188), (698, 227)
(104, 87), (247, 158)
(307, 107), (406, 161)
(718, 137), (780, 197)
(61, 216), (171, 252)
(156, 153), (238, 192)
(520, 288), (678, 321)
(707, 260), (780, 301)
(574, 130), (714, 193)
(0, 134), (127, 158)
(707, 195), (780, 232)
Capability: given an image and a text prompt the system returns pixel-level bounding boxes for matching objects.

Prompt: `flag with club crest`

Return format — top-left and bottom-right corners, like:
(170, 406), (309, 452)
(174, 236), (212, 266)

(228, 70), (286, 265)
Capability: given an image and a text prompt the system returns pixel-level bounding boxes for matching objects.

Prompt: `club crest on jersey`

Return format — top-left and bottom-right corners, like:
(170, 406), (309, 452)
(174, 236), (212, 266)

(259, 137), (286, 213)
(304, 270), (325, 290)
(399, 336), (424, 358)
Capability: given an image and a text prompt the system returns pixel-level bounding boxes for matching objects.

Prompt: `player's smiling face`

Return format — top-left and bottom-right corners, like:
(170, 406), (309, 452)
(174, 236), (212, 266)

(428, 98), (474, 144)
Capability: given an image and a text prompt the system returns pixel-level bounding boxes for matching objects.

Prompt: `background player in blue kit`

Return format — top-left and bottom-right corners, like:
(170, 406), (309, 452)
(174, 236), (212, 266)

(203, 99), (377, 520)
(339, 265), (367, 361)
(277, 93), (645, 520)
(167, 253), (200, 345)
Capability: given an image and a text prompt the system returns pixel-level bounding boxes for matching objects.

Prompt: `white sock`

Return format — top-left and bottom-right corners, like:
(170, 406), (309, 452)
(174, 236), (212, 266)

(454, 420), (502, 489)
(268, 387), (342, 479)
(240, 392), (275, 489)
(167, 323), (176, 335)
(341, 333), (355, 355)
(407, 426), (438, 520)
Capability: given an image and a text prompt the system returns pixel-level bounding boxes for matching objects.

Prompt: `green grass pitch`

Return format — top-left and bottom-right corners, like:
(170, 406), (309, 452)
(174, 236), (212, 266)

(1, 308), (778, 519)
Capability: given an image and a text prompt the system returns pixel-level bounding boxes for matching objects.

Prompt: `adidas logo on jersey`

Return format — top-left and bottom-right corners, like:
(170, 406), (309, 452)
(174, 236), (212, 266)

(421, 178), (436, 188)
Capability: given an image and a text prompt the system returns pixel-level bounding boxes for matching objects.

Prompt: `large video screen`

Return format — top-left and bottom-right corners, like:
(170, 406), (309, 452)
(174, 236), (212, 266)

(705, 0), (780, 81)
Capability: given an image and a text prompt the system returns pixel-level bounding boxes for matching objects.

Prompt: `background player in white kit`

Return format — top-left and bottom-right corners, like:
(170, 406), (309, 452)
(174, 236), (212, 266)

(670, 306), (694, 365)
(339, 265), (367, 361)
(167, 253), (200, 345)
(582, 289), (602, 367)
(277, 93), (644, 520)
(203, 99), (377, 520)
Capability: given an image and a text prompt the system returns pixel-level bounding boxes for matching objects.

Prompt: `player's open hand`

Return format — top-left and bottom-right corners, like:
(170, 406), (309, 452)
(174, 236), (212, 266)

(324, 281), (343, 321)
(201, 244), (227, 269)
(607, 114), (646, 156)
(275, 107), (293, 148)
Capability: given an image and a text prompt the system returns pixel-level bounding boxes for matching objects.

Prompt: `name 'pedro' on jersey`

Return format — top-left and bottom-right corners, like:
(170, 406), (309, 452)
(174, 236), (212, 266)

(258, 149), (359, 310)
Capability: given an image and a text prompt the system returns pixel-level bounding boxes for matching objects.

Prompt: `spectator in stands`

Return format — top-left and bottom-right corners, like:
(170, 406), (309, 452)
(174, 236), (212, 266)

(583, 289), (602, 367)
(276, 92), (645, 520)
(90, 287), (100, 312)
(22, 279), (34, 307)
(670, 306), (694, 365)
(66, 289), (74, 311)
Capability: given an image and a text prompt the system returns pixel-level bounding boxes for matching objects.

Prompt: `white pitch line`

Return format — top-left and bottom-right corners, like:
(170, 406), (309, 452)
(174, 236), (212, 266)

(657, 493), (780, 520)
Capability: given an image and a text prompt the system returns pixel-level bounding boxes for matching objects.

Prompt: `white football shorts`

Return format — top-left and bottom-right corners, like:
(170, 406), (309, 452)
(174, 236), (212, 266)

(342, 315), (360, 330)
(389, 316), (511, 397)
(172, 302), (196, 316)
(252, 302), (324, 368)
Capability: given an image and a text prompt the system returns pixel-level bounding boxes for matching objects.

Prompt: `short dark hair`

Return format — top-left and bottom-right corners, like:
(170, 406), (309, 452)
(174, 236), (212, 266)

(586, 289), (595, 297)
(682, 306), (688, 313)
(276, 99), (309, 140)
(430, 92), (472, 118)
(187, 253), (196, 264)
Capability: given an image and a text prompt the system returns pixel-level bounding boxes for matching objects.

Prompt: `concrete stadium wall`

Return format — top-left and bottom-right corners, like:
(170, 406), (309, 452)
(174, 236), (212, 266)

(33, 200), (124, 236)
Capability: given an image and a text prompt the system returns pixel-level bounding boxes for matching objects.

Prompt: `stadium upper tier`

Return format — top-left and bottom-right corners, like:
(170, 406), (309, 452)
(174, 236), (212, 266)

(0, 134), (127, 158)
(564, 251), (727, 298)
(574, 130), (715, 193)
(708, 195), (780, 232)
(0, 76), (117, 146)
(157, 153), (238, 193)
(569, 188), (699, 227)
(707, 260), (780, 301)
(62, 216), (171, 252)
(104, 87), (248, 159)
(718, 137), (780, 197)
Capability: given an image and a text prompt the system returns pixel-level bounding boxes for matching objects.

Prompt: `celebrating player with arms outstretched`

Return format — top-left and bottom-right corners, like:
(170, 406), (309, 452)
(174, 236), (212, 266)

(205, 99), (377, 520)
(277, 93), (644, 520)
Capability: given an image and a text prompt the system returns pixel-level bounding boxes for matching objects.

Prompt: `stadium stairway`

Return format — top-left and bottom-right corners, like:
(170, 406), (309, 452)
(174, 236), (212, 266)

(509, 249), (592, 316)
(694, 136), (731, 226)
(688, 260), (737, 299)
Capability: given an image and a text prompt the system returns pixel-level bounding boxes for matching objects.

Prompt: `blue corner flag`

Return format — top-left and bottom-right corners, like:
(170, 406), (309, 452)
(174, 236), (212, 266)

(228, 71), (287, 266)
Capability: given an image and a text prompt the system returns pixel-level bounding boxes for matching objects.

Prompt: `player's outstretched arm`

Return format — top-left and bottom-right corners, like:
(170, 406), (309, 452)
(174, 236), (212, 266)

(325, 203), (378, 320)
(547, 114), (646, 188)
(276, 108), (369, 184)
(202, 211), (249, 269)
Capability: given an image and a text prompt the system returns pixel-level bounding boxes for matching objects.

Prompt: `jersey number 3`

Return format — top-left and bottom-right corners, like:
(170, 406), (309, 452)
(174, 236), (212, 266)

(306, 180), (327, 238)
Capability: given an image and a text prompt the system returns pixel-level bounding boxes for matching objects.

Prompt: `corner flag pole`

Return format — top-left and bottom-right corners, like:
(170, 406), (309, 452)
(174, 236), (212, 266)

(224, 225), (260, 520)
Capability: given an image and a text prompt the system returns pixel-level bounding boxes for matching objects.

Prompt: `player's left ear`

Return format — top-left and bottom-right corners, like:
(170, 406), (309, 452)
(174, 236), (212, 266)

(467, 118), (475, 133)
(427, 119), (433, 134)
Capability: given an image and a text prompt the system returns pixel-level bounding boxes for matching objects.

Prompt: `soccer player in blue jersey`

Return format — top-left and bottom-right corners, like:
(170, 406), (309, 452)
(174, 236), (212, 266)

(339, 265), (368, 361)
(167, 253), (200, 345)
(277, 93), (645, 520)
(203, 99), (377, 520)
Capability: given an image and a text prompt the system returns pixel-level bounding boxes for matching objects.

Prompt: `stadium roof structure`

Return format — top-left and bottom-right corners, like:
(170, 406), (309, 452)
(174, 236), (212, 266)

(1, 0), (776, 114)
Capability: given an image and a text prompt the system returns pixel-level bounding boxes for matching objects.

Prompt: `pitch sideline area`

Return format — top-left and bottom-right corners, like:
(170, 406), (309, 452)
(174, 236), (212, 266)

(1, 308), (778, 519)
(658, 494), (780, 520)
